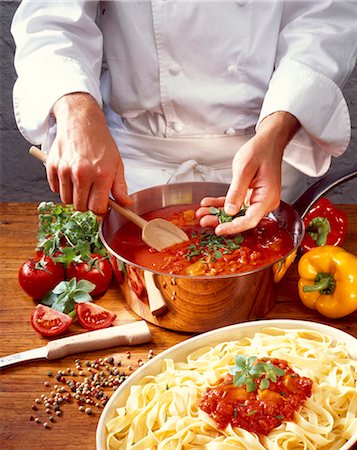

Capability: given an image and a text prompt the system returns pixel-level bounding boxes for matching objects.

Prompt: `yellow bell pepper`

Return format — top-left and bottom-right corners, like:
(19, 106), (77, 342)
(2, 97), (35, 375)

(298, 246), (357, 319)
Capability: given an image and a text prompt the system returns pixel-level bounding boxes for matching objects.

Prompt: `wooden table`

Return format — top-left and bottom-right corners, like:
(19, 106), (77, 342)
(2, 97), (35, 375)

(1, 202), (356, 450)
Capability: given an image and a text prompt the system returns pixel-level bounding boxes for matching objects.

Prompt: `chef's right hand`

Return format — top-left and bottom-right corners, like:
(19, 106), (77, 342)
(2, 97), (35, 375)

(46, 92), (131, 215)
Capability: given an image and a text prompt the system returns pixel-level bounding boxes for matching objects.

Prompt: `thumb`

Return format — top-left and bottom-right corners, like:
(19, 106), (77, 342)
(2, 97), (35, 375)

(224, 172), (251, 216)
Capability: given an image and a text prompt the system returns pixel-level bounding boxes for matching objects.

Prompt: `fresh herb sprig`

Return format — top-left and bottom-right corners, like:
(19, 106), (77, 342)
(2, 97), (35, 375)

(209, 205), (247, 223)
(42, 277), (95, 314)
(228, 355), (286, 393)
(185, 232), (244, 262)
(37, 202), (106, 266)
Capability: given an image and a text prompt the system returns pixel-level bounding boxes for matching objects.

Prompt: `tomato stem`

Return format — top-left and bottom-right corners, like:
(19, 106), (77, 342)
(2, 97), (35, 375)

(68, 310), (76, 319)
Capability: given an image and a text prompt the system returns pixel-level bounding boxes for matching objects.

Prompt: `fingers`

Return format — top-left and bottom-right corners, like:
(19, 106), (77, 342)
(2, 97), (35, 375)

(214, 202), (267, 236)
(224, 162), (255, 216)
(46, 153), (129, 215)
(196, 197), (224, 218)
(46, 154), (74, 204)
(199, 196), (226, 208)
(111, 160), (131, 207)
(198, 213), (220, 228)
(46, 164), (60, 194)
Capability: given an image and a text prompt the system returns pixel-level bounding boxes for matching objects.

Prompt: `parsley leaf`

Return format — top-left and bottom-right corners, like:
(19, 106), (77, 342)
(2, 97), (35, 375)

(208, 205), (247, 223)
(229, 355), (286, 393)
(37, 202), (107, 266)
(184, 232), (244, 261)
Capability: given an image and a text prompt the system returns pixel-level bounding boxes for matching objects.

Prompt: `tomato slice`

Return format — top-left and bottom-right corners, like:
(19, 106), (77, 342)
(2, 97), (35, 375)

(31, 304), (72, 337)
(75, 303), (117, 331)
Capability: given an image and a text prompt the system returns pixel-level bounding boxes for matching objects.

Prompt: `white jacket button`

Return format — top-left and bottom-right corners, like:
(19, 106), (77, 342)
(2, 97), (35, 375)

(225, 127), (235, 136)
(227, 65), (238, 75)
(168, 63), (181, 75)
(174, 122), (184, 133)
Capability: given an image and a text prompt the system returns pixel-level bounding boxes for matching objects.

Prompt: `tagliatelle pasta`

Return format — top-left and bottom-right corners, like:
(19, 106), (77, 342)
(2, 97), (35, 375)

(105, 328), (357, 450)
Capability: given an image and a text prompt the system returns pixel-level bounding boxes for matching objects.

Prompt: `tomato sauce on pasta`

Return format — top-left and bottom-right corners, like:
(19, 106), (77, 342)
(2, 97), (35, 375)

(199, 357), (313, 435)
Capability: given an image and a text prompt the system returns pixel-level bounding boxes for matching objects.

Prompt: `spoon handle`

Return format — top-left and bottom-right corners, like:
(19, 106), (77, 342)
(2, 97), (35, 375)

(29, 146), (47, 163)
(29, 146), (148, 228)
(107, 199), (147, 228)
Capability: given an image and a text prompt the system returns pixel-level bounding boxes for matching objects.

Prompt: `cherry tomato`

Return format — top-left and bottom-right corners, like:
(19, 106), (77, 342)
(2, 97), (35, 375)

(66, 254), (113, 297)
(19, 256), (65, 299)
(75, 302), (116, 330)
(31, 304), (72, 337)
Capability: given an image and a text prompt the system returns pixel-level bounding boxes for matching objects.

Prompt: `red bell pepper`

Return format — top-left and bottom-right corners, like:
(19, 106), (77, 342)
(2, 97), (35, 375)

(301, 198), (348, 253)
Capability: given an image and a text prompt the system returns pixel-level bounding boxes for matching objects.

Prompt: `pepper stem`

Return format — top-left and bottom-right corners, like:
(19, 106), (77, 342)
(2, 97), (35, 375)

(303, 272), (336, 295)
(307, 217), (331, 246)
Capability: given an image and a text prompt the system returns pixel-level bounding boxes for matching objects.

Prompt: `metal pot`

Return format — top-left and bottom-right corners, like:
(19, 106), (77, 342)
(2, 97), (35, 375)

(100, 166), (357, 332)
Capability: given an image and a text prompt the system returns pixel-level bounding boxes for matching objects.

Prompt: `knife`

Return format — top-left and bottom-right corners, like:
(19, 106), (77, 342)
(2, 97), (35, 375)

(0, 320), (151, 369)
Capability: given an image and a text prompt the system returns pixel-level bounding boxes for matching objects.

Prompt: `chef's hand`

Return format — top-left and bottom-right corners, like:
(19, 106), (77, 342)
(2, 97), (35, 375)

(196, 111), (300, 235)
(46, 92), (131, 215)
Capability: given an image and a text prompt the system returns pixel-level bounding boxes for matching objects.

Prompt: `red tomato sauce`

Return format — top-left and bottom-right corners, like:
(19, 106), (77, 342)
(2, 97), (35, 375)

(111, 205), (294, 276)
(199, 357), (313, 436)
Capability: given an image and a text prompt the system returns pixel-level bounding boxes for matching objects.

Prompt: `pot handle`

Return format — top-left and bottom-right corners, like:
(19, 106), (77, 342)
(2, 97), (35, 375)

(292, 165), (357, 218)
(143, 271), (168, 317)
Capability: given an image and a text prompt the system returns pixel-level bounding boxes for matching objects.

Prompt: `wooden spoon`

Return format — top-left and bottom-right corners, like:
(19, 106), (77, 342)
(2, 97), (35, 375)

(29, 146), (189, 251)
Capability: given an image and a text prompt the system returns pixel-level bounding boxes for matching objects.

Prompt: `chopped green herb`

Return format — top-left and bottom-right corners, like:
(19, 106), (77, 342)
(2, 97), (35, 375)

(247, 410), (258, 416)
(275, 414), (284, 420)
(228, 355), (286, 393)
(208, 205), (247, 223)
(184, 232), (244, 262)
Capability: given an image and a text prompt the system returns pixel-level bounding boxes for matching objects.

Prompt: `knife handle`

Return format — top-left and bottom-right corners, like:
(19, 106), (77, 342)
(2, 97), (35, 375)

(46, 321), (151, 360)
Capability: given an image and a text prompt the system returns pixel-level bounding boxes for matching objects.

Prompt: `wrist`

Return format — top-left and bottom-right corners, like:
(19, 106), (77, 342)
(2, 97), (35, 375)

(257, 111), (300, 147)
(52, 92), (103, 120)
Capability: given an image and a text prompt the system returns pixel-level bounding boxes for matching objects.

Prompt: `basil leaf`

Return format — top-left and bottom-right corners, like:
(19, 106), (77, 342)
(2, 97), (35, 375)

(260, 378), (270, 390)
(52, 281), (69, 295)
(41, 291), (57, 306)
(73, 291), (92, 303)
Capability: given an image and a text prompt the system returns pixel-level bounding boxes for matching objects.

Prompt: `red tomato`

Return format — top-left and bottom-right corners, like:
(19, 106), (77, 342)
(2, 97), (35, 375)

(31, 304), (72, 337)
(66, 254), (113, 297)
(19, 256), (65, 299)
(75, 302), (116, 330)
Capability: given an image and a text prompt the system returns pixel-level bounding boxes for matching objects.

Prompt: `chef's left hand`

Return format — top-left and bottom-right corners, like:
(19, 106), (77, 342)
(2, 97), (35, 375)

(196, 111), (300, 235)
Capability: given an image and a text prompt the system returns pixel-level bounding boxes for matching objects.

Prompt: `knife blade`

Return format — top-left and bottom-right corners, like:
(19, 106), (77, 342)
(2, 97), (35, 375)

(0, 320), (151, 369)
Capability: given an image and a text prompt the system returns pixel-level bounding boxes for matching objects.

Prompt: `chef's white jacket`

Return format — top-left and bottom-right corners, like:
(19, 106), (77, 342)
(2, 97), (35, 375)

(11, 1), (357, 199)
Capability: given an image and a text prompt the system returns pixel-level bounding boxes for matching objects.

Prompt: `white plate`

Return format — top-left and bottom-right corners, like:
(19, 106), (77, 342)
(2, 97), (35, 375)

(96, 319), (357, 450)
